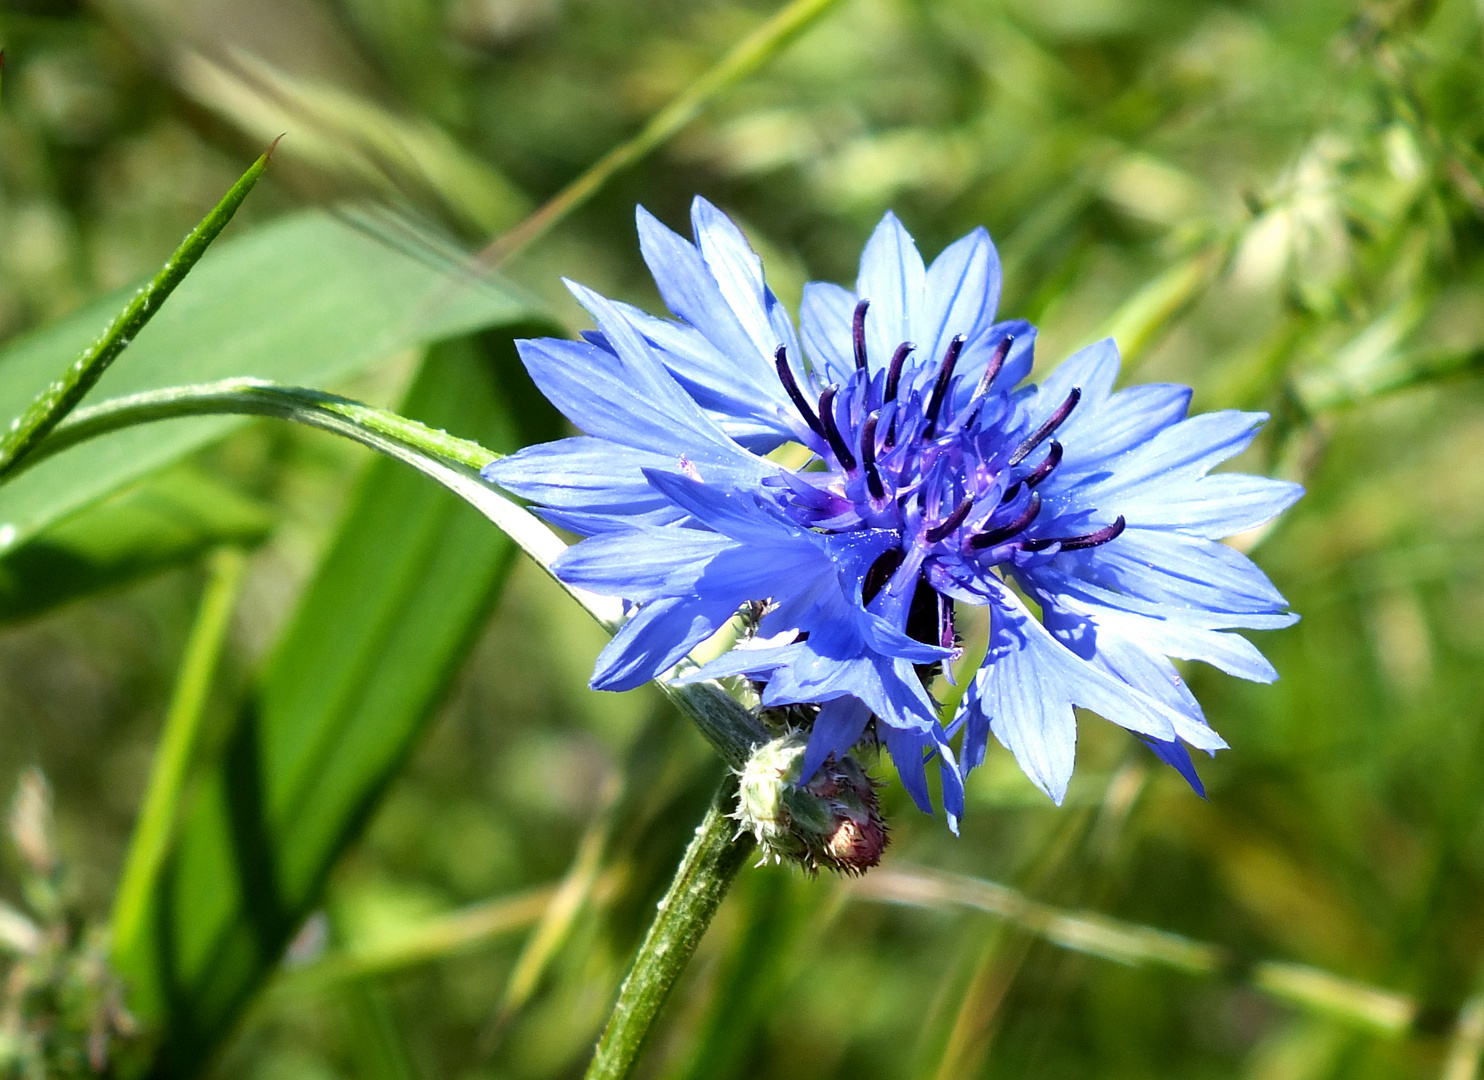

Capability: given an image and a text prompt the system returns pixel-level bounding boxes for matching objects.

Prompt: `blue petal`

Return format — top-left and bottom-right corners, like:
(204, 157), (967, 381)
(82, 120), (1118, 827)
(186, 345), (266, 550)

(1079, 410), (1271, 494)
(800, 696), (873, 783)
(856, 212), (926, 368)
(482, 438), (681, 519)
(606, 298), (794, 450)
(554, 528), (741, 601)
(961, 581), (1231, 804)
(1055, 383), (1191, 471)
(636, 205), (777, 380)
(882, 723), (934, 814)
(919, 226), (1001, 373)
(690, 197), (797, 363)
(799, 281), (860, 384)
(565, 281), (752, 451)
(1139, 736), (1207, 797)
(1056, 526), (1291, 615)
(592, 595), (741, 691)
(1050, 594), (1280, 684)
(1024, 570), (1298, 631)
(949, 322), (1036, 410)
(641, 468), (798, 545)
(1029, 337), (1121, 414)
(1114, 474), (1305, 538)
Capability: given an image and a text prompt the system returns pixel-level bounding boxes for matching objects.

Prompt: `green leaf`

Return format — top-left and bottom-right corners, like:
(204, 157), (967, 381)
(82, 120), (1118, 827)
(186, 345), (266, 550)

(113, 331), (562, 1076)
(0, 464), (272, 623)
(0, 209), (544, 555)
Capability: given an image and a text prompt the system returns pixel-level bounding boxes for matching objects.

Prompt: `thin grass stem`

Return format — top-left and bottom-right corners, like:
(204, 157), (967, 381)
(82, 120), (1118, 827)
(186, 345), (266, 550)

(109, 546), (248, 960)
(0, 144), (275, 480)
(854, 866), (1419, 1036)
(478, 0), (845, 267)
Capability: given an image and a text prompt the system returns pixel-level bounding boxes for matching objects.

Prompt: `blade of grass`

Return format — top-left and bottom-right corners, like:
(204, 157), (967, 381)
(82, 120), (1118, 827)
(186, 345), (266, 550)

(0, 464), (272, 624)
(0, 142), (275, 480)
(110, 545), (248, 961)
(485, 785), (618, 1046)
(1442, 994), (1484, 1080)
(479, 0), (847, 267)
(275, 884), (566, 989)
(853, 865), (1419, 1036)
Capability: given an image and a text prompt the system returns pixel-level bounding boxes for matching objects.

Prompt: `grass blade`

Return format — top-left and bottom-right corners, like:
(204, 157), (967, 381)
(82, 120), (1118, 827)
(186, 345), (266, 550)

(480, 0), (847, 266)
(111, 547), (249, 965)
(0, 143), (275, 479)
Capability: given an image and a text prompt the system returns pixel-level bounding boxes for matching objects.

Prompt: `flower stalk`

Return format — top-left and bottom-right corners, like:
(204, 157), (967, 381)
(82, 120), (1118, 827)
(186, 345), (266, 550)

(584, 776), (755, 1080)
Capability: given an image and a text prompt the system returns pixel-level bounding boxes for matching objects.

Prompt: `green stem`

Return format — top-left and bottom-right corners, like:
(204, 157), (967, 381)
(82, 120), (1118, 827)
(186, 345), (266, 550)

(480, 0), (845, 266)
(0, 144), (275, 480)
(586, 777), (756, 1080)
(32, 379), (499, 474)
(110, 546), (248, 959)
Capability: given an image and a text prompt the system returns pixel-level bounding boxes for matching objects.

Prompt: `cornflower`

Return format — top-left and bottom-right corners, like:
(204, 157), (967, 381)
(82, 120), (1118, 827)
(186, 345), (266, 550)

(483, 199), (1301, 828)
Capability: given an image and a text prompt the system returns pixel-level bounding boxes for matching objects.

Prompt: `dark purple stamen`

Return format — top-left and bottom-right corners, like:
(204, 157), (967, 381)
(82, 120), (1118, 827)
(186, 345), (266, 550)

(970, 491), (1042, 549)
(818, 385), (857, 471)
(924, 495), (974, 544)
(861, 413), (885, 499)
(775, 345), (825, 438)
(970, 335), (1014, 403)
(883, 342), (914, 403)
(852, 299), (870, 371)
(1009, 386), (1081, 466)
(1024, 514), (1127, 552)
(1062, 515), (1127, 550)
(1023, 440), (1063, 488)
(924, 335), (965, 437)
(999, 481), (1022, 504)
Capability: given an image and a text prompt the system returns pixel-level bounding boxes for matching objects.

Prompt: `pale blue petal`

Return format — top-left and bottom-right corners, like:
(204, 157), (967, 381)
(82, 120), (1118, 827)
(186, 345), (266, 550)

(1030, 337), (1121, 413)
(481, 437), (679, 518)
(554, 528), (739, 602)
(592, 595), (740, 691)
(1084, 410), (1269, 494)
(607, 298), (795, 450)
(691, 196), (790, 362)
(1055, 383), (1191, 469)
(856, 212), (926, 366)
(636, 205), (768, 372)
(1056, 526), (1290, 614)
(1114, 475), (1305, 538)
(801, 696), (873, 783)
(799, 281), (860, 383)
(919, 226), (1001, 370)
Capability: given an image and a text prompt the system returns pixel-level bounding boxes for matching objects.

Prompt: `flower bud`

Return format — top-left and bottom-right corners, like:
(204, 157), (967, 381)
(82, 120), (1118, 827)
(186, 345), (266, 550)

(734, 732), (888, 875)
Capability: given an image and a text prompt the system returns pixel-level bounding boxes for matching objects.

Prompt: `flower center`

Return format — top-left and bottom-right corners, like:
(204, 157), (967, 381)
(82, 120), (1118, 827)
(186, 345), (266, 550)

(767, 329), (1124, 567)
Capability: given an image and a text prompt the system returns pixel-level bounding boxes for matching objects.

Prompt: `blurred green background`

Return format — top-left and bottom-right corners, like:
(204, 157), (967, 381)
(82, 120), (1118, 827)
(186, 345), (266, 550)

(3, 0), (1484, 1077)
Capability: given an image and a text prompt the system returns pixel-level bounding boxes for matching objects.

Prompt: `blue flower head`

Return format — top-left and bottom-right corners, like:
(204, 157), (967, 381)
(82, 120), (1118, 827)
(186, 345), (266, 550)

(483, 198), (1301, 829)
